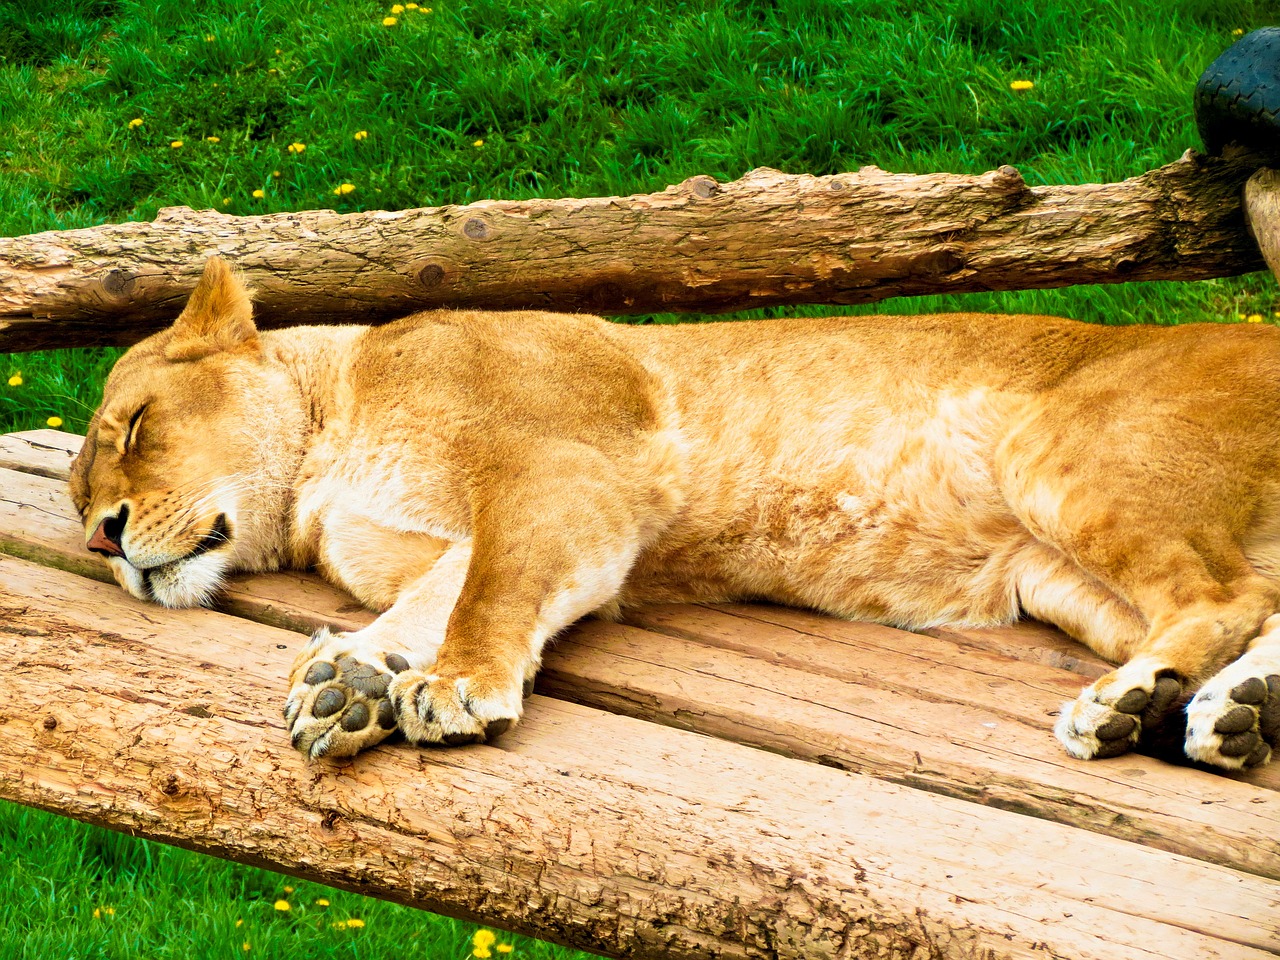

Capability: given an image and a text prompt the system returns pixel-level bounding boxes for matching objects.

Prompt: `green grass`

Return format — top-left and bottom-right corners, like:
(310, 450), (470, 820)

(1, 0), (1278, 955)
(3, 0), (1279, 436)
(0, 803), (573, 959)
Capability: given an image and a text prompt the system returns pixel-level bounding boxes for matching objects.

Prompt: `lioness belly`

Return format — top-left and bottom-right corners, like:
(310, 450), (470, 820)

(621, 384), (1032, 630)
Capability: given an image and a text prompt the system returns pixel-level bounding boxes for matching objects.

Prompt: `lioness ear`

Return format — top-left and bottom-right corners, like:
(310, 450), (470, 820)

(165, 257), (259, 361)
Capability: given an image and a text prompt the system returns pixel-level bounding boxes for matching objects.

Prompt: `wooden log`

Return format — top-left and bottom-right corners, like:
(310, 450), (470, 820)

(2, 552), (1279, 960)
(3, 435), (1278, 881)
(1245, 167), (1280, 279)
(0, 152), (1268, 352)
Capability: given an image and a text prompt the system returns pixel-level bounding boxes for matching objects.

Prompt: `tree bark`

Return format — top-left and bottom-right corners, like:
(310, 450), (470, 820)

(0, 151), (1269, 352)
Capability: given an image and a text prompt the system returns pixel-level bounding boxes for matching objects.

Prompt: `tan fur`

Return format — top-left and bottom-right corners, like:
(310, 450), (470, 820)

(70, 259), (1280, 766)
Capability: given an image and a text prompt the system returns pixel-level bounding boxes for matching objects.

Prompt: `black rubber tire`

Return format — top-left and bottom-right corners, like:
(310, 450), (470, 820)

(1194, 27), (1280, 160)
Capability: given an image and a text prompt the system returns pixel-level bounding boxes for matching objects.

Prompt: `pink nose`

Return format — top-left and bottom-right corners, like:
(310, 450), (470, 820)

(87, 517), (126, 559)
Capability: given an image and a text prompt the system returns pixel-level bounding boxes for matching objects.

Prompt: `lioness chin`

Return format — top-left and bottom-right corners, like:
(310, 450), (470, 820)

(70, 257), (1280, 768)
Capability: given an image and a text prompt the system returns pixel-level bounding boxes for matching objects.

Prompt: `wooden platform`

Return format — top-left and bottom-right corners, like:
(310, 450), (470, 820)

(1, 428), (1277, 959)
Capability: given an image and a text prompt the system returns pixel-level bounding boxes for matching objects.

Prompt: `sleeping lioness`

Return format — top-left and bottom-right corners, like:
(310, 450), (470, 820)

(69, 257), (1280, 768)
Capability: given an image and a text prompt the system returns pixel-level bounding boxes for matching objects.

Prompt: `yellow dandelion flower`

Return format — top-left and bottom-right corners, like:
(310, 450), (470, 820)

(1238, 312), (1247, 320)
(272, 170), (281, 178)
(1233, 28), (1244, 37)
(288, 142), (306, 154)
(420, 6), (432, 12)
(383, 15), (398, 25)
(346, 918), (365, 928)
(170, 140), (184, 148)
(268, 68), (278, 74)
(314, 898), (330, 907)
(497, 945), (514, 954)
(128, 117), (143, 128)
(473, 139), (484, 147)
(206, 136), (220, 143)
(252, 188), (265, 198)
(7, 374), (21, 387)
(92, 906), (115, 918)
(222, 197), (231, 204)
(1009, 80), (1033, 91)
(242, 942), (251, 952)
(474, 950), (492, 959)
(283, 886), (294, 894)
(330, 921), (349, 930)
(46, 416), (63, 428)
(473, 930), (498, 949)
(236, 919), (244, 928)
(275, 48), (282, 54)
(354, 130), (368, 140)
(392, 3), (405, 11)
(334, 183), (356, 195)
(406, 2), (418, 7)
(205, 34), (215, 42)
(1247, 313), (1265, 323)
(273, 900), (291, 912)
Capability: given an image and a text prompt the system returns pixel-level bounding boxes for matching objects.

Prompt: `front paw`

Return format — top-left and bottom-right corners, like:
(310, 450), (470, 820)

(1055, 665), (1182, 760)
(1185, 668), (1280, 769)
(389, 666), (526, 746)
(284, 627), (412, 760)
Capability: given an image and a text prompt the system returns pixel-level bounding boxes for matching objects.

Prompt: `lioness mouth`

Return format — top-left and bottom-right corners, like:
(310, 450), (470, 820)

(137, 513), (232, 572)
(187, 513), (231, 560)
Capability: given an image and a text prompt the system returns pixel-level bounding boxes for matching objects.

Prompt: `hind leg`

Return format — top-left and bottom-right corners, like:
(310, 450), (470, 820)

(1009, 541), (1192, 759)
(1049, 536), (1280, 762)
(997, 375), (1280, 763)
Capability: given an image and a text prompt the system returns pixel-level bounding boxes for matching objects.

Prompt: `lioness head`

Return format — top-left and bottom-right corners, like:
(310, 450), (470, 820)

(70, 258), (308, 607)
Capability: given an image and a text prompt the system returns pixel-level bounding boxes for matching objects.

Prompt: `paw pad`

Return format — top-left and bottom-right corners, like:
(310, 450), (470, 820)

(285, 634), (408, 760)
(1186, 672), (1280, 769)
(1056, 672), (1183, 761)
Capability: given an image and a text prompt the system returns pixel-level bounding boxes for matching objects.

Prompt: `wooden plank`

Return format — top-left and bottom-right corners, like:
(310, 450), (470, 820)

(3, 460), (1279, 882)
(0, 429), (80, 480)
(549, 617), (1280, 879)
(1, 552), (1277, 960)
(621, 603), (1280, 798)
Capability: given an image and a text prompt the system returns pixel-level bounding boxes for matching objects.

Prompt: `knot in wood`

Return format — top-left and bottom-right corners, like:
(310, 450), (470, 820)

(101, 269), (134, 298)
(684, 176), (718, 199)
(417, 263), (445, 288)
(463, 218), (490, 240)
(990, 165), (1027, 195)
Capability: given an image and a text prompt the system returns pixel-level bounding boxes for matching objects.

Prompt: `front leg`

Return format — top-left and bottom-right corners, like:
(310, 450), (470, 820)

(390, 452), (647, 747)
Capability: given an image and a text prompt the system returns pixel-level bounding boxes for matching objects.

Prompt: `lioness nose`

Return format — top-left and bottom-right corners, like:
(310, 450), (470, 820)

(87, 505), (129, 559)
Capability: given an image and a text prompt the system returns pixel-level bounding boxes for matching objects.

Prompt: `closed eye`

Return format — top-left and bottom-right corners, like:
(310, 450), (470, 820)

(125, 403), (148, 453)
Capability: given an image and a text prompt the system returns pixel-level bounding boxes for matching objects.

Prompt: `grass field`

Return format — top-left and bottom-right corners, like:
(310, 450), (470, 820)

(1, 0), (1277, 956)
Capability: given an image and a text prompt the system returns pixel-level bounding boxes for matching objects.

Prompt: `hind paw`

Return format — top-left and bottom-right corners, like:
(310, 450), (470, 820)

(1186, 666), (1280, 769)
(1056, 663), (1182, 760)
